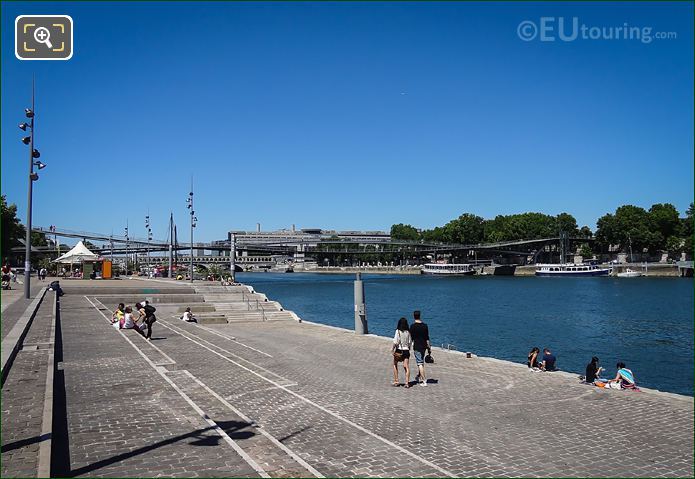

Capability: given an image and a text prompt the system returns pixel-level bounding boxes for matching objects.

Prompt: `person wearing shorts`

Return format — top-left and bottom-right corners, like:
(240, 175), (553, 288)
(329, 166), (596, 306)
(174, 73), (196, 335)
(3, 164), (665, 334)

(392, 317), (412, 387)
(409, 310), (431, 387)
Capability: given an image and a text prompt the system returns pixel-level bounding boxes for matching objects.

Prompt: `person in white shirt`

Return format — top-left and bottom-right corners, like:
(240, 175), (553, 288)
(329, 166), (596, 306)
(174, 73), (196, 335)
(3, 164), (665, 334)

(181, 307), (197, 323)
(391, 317), (413, 388)
(122, 306), (146, 337)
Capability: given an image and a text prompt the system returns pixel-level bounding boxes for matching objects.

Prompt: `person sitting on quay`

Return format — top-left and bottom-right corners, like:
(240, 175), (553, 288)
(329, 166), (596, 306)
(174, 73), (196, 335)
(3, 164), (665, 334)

(111, 302), (125, 325)
(539, 348), (557, 371)
(596, 362), (638, 390)
(527, 347), (540, 369)
(584, 356), (605, 384)
(391, 317), (412, 388)
(121, 306), (146, 337)
(181, 307), (197, 323)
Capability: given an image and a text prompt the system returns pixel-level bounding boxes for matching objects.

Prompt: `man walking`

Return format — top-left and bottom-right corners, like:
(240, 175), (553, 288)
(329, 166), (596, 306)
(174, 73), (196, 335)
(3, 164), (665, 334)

(409, 310), (431, 387)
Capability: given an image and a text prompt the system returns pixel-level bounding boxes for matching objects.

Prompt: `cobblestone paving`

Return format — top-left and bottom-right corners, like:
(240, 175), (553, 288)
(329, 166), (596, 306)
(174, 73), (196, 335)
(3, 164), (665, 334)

(1, 292), (55, 477)
(1, 281), (46, 340)
(146, 315), (693, 478)
(22, 281), (694, 478)
(60, 295), (261, 478)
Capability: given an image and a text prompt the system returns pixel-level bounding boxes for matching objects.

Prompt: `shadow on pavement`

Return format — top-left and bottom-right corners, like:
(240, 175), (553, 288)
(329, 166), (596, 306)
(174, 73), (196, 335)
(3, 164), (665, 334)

(68, 420), (255, 477)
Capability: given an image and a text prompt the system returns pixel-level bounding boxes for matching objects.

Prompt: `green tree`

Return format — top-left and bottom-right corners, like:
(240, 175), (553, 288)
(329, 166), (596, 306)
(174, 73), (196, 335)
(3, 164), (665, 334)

(665, 236), (684, 257)
(483, 215), (509, 242)
(681, 202), (694, 244)
(1, 195), (26, 260)
(556, 213), (579, 237)
(421, 226), (446, 243)
(579, 243), (593, 259)
(686, 236), (695, 259)
(595, 205), (662, 253)
(579, 226), (593, 238)
(208, 265), (223, 280)
(390, 224), (420, 241)
(649, 203), (680, 245)
(31, 231), (48, 247)
(442, 214), (485, 244)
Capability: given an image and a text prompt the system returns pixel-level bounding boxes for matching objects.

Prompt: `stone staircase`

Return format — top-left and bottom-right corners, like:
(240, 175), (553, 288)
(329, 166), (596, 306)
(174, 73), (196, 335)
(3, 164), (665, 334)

(191, 283), (297, 324)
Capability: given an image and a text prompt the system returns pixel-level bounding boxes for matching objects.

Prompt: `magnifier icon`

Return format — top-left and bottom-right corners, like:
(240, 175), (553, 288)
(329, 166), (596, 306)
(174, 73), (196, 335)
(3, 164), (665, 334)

(33, 27), (53, 49)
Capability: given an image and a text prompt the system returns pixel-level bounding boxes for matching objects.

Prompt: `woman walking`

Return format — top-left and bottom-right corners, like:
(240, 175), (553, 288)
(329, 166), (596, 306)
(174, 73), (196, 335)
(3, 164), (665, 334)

(391, 317), (412, 387)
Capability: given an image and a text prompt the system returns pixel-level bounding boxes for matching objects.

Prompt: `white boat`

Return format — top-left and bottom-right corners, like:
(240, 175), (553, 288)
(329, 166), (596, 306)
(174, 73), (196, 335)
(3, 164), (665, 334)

(535, 263), (611, 277)
(421, 263), (475, 275)
(616, 268), (645, 278)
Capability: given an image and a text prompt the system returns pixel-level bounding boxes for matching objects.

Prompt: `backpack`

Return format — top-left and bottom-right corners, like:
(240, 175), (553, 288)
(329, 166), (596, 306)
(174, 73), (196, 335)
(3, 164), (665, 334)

(144, 304), (157, 316)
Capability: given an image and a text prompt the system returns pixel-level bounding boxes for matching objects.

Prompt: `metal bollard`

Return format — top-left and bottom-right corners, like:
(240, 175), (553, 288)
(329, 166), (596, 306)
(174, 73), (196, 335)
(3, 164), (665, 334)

(354, 272), (368, 334)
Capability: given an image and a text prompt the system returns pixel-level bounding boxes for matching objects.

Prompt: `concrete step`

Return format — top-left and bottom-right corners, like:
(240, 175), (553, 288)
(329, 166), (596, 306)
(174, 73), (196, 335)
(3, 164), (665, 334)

(201, 292), (264, 300)
(193, 285), (250, 293)
(177, 305), (216, 313)
(220, 310), (296, 322)
(196, 315), (228, 325)
(62, 286), (195, 295)
(94, 294), (206, 304)
(209, 302), (282, 311)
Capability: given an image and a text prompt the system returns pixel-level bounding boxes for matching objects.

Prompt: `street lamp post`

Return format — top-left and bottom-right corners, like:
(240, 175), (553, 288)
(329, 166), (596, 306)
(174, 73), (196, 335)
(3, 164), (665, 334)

(168, 213), (173, 279)
(20, 78), (45, 299)
(145, 215), (151, 273)
(186, 184), (197, 283)
(230, 233), (236, 282)
(125, 222), (129, 277)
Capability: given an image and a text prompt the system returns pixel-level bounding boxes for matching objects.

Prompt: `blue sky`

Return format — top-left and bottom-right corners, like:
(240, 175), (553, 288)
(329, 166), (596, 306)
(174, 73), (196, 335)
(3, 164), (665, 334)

(2, 1), (693, 242)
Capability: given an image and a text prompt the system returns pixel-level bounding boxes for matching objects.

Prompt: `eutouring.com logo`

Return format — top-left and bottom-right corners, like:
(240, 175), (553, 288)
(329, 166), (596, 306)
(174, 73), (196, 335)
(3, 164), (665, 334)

(517, 17), (677, 44)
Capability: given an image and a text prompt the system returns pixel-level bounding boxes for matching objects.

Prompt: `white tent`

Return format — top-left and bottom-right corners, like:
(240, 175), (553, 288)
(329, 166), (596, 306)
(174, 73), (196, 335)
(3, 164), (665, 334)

(54, 240), (100, 264)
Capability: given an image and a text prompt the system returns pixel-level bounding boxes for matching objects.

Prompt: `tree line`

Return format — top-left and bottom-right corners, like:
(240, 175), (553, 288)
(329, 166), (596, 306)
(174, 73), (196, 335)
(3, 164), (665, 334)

(391, 202), (694, 255)
(2, 194), (55, 261)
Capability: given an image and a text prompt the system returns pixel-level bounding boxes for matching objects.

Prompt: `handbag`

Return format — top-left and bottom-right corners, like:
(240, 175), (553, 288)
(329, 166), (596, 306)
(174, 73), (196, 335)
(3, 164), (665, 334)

(425, 353), (434, 364)
(393, 331), (405, 361)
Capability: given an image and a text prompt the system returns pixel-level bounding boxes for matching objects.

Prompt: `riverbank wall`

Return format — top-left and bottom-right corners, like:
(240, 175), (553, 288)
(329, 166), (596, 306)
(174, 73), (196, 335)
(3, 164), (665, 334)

(304, 263), (685, 277)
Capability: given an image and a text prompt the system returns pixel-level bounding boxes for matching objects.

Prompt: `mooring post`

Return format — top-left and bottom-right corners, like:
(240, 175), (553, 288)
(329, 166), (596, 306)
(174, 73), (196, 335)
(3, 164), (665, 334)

(354, 272), (368, 334)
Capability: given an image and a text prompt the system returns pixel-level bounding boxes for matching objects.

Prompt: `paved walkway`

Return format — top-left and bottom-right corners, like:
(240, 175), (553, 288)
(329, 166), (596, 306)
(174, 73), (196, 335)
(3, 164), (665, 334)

(1, 280), (48, 339)
(1, 290), (55, 477)
(3, 279), (694, 477)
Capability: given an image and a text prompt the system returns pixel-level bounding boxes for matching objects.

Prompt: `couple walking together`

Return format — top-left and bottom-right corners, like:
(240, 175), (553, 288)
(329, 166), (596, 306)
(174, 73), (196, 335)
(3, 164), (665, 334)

(392, 310), (432, 388)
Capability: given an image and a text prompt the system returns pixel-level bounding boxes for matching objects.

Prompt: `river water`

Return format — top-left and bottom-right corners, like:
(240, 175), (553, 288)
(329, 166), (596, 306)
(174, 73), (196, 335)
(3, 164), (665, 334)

(238, 272), (694, 396)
